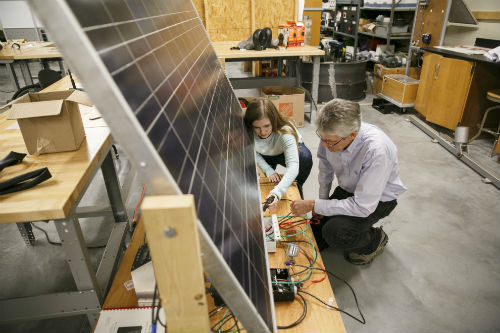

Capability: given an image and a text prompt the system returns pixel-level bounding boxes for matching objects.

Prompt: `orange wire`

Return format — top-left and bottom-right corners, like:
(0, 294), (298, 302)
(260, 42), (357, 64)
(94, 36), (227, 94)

(133, 185), (146, 224)
(299, 248), (327, 283)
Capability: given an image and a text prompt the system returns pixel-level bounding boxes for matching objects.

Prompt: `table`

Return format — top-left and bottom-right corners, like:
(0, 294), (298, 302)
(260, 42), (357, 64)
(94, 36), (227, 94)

(102, 177), (345, 332)
(213, 41), (324, 106)
(0, 41), (63, 91)
(409, 46), (500, 188)
(0, 76), (129, 326)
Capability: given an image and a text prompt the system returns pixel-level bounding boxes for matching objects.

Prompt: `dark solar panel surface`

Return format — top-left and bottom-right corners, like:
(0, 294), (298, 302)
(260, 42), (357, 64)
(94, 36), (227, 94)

(65, 0), (273, 329)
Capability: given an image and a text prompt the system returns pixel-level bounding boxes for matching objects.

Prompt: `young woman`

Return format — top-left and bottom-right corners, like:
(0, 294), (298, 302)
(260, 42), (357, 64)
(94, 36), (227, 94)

(244, 98), (313, 211)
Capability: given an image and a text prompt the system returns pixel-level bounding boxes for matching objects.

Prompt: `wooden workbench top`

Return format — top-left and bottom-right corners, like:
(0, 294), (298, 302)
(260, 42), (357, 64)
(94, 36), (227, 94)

(0, 41), (58, 60)
(212, 41), (324, 59)
(103, 177), (345, 333)
(0, 76), (111, 223)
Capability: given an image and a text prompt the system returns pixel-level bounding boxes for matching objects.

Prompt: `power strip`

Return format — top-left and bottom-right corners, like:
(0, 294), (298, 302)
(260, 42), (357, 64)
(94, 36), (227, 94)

(263, 214), (280, 252)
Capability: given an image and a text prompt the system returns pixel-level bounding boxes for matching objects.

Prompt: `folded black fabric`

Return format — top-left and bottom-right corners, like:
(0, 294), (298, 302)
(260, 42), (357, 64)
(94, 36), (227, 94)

(0, 151), (26, 172)
(0, 167), (52, 195)
(0, 151), (52, 195)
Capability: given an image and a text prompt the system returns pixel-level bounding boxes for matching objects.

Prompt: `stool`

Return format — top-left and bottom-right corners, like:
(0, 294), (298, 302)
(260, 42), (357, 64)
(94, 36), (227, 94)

(469, 89), (500, 157)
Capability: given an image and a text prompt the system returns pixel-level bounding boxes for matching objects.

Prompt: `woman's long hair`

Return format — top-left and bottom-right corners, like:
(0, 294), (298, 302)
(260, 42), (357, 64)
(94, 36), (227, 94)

(243, 98), (299, 145)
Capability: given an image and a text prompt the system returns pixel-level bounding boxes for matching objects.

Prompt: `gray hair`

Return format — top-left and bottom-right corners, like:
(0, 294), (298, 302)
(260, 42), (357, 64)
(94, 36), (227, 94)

(316, 98), (361, 137)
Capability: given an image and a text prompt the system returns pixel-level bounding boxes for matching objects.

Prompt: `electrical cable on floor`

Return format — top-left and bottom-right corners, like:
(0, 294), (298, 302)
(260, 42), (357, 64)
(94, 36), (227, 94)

(30, 222), (106, 248)
(276, 293), (308, 329)
(291, 264), (366, 324)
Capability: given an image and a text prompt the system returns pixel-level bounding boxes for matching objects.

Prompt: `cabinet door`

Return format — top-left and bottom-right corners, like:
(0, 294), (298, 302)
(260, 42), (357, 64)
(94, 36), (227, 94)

(425, 57), (474, 130)
(415, 53), (441, 117)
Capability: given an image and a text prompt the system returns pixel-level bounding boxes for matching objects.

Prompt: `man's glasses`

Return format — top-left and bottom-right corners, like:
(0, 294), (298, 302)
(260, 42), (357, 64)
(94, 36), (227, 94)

(316, 129), (344, 148)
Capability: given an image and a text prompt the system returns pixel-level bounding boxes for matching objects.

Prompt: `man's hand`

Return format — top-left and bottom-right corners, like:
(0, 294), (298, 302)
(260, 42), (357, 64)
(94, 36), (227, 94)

(264, 193), (279, 212)
(312, 211), (324, 219)
(290, 200), (315, 216)
(268, 173), (281, 183)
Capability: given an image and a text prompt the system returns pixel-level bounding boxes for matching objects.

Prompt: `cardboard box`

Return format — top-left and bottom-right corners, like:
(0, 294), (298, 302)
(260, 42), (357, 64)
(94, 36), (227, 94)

(261, 86), (305, 127)
(381, 74), (419, 104)
(373, 64), (421, 95)
(7, 90), (92, 155)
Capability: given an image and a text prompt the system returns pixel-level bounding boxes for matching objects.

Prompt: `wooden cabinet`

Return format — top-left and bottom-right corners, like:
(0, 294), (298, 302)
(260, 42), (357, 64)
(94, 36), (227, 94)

(415, 53), (474, 130)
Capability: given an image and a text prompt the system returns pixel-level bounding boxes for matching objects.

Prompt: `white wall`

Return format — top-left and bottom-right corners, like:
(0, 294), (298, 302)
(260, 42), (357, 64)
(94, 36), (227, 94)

(0, 0), (40, 29)
(443, 0), (500, 46)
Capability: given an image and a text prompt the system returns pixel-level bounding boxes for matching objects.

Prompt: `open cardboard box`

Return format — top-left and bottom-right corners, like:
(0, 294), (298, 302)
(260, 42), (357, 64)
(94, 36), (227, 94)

(6, 90), (92, 155)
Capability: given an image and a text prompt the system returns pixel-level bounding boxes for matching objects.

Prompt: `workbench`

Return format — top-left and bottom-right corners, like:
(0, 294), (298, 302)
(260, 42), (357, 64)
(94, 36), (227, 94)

(0, 76), (128, 326)
(102, 177), (345, 332)
(213, 41), (325, 106)
(0, 41), (63, 91)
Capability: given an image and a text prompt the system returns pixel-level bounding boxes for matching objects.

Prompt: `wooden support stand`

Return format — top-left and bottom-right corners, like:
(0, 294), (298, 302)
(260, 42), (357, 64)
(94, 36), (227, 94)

(141, 195), (210, 333)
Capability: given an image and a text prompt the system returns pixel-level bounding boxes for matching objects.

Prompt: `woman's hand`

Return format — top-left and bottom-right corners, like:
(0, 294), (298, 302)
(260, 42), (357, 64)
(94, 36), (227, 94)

(265, 193), (279, 212)
(269, 173), (281, 183)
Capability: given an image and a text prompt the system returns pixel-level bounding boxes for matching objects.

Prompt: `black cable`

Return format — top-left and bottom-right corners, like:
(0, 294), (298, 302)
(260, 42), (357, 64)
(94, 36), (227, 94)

(279, 240), (317, 276)
(151, 284), (157, 332)
(156, 298), (166, 328)
(30, 222), (107, 248)
(276, 293), (307, 329)
(30, 223), (61, 246)
(292, 264), (366, 324)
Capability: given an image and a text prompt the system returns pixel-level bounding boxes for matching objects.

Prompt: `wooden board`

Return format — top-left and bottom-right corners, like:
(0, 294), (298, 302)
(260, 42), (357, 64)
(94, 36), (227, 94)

(213, 41), (324, 60)
(471, 11), (500, 21)
(0, 76), (111, 223)
(204, 0), (297, 42)
(142, 195), (210, 332)
(0, 41), (55, 60)
(411, 0), (449, 48)
(260, 179), (346, 333)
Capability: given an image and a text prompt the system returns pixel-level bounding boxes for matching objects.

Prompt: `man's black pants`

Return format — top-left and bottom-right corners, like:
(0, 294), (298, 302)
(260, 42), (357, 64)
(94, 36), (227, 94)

(312, 187), (397, 254)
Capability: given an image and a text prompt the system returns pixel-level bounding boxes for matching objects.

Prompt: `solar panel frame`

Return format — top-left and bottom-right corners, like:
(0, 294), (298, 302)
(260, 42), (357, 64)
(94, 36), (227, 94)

(27, 1), (276, 332)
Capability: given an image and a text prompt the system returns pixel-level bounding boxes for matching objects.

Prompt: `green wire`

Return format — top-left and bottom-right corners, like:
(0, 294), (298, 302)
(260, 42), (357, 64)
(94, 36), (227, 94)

(217, 309), (230, 333)
(271, 225), (317, 285)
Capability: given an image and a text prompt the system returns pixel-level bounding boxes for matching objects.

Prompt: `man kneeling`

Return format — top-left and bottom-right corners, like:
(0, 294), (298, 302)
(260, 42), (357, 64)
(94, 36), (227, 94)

(291, 99), (406, 265)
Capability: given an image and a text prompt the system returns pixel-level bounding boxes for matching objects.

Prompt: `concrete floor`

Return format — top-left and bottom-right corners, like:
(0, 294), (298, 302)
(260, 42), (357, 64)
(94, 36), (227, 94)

(1, 62), (499, 333)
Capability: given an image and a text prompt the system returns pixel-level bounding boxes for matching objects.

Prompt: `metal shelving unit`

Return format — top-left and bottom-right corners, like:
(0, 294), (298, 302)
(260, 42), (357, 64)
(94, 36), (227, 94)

(358, 0), (416, 46)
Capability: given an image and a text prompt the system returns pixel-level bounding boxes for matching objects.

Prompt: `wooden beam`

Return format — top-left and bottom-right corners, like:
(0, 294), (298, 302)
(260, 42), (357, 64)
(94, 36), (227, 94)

(471, 11), (500, 21)
(251, 0), (256, 32)
(141, 195), (210, 333)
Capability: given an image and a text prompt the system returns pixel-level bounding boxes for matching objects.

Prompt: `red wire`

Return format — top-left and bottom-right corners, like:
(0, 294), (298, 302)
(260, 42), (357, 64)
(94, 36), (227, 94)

(133, 185), (146, 224)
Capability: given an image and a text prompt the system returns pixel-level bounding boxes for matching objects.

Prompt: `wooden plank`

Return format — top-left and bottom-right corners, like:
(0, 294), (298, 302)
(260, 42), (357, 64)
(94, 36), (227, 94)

(141, 195), (210, 333)
(471, 11), (500, 21)
(411, 0), (450, 48)
(213, 41), (324, 60)
(0, 76), (111, 223)
(260, 179), (346, 333)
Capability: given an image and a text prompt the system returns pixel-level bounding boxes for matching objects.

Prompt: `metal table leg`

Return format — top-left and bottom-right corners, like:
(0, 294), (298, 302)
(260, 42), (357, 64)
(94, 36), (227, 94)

(16, 222), (36, 246)
(311, 56), (320, 105)
(54, 211), (103, 326)
(2, 60), (21, 91)
(18, 60), (34, 86)
(101, 151), (128, 223)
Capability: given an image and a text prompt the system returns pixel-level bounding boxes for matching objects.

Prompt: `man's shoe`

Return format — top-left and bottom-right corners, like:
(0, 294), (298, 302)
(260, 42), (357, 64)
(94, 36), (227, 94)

(345, 227), (388, 265)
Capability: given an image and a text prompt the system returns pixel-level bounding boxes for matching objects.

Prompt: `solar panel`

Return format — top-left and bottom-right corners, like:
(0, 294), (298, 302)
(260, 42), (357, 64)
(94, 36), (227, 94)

(29, 0), (275, 332)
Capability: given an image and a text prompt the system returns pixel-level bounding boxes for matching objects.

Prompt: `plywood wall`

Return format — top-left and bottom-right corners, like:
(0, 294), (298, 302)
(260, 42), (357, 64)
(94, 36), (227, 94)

(192, 0), (205, 26)
(194, 0), (297, 42)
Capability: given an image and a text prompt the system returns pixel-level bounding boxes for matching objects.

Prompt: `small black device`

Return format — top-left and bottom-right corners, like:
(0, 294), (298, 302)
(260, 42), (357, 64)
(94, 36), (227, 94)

(131, 243), (151, 271)
(262, 196), (275, 212)
(208, 284), (225, 307)
(270, 268), (296, 302)
(422, 33), (431, 44)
